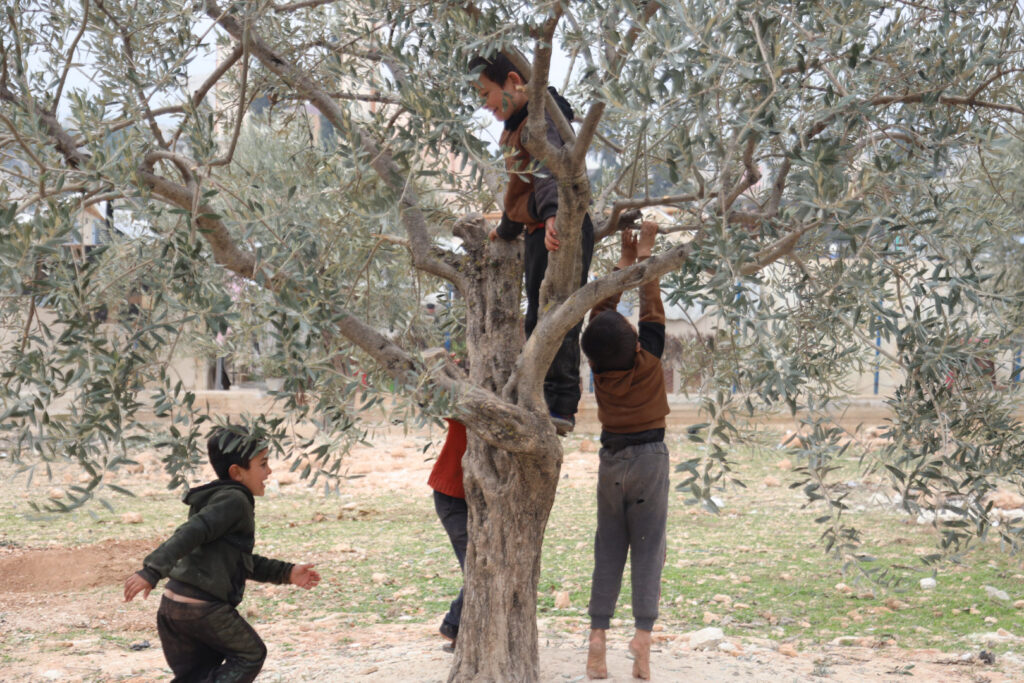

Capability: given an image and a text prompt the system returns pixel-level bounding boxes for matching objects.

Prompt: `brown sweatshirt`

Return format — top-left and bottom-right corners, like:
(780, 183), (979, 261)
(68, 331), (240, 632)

(589, 264), (670, 434)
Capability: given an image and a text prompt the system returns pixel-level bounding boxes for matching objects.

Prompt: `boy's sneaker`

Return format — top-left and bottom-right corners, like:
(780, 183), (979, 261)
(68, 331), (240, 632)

(550, 413), (575, 436)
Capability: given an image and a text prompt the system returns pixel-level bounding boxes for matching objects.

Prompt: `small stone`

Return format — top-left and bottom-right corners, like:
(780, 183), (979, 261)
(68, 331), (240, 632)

(997, 628), (1016, 638)
(129, 640), (150, 651)
(553, 591), (571, 609)
(763, 476), (781, 487)
(985, 586), (1011, 602)
(47, 488), (65, 500)
(985, 616), (998, 625)
(274, 471), (299, 485)
(371, 572), (390, 585)
(702, 610), (720, 624)
(834, 582), (852, 595)
(712, 594), (732, 605)
(885, 598), (909, 611)
(245, 606), (260, 619)
(985, 489), (1024, 510)
(776, 458), (793, 471)
(579, 439), (598, 453)
(1013, 600), (1024, 609)
(778, 643), (799, 657)
(718, 641), (738, 653)
(920, 577), (937, 590)
(120, 512), (143, 524)
(688, 627), (725, 651)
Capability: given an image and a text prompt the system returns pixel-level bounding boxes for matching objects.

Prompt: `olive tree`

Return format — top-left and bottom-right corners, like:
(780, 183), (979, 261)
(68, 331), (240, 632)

(1, 1), (1022, 680)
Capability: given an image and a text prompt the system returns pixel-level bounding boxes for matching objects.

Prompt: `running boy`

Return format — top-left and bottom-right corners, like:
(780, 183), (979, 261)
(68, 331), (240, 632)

(124, 426), (320, 682)
(579, 221), (670, 680)
(470, 53), (594, 434)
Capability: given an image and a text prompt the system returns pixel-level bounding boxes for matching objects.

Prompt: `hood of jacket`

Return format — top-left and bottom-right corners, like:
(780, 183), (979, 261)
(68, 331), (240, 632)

(504, 86), (574, 132)
(183, 479), (254, 509)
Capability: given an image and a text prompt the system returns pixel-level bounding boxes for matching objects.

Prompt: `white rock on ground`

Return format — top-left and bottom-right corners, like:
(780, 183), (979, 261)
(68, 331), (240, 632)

(688, 627), (726, 651)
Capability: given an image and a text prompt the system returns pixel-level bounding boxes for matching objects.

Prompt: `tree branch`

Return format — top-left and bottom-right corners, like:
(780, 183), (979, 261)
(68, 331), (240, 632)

(570, 1), (662, 170)
(204, 0), (462, 288)
(49, 0), (90, 115)
(507, 240), (691, 401)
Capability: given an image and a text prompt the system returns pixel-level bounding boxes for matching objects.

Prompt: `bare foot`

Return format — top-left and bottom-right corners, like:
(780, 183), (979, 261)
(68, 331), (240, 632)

(629, 629), (652, 680)
(586, 629), (608, 679)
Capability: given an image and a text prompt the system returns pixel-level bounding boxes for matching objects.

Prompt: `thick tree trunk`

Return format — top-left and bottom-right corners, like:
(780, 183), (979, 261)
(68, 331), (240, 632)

(446, 220), (564, 681)
(451, 439), (561, 681)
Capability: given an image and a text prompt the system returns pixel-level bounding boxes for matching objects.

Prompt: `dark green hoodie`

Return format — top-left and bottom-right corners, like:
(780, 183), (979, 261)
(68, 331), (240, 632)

(137, 480), (293, 606)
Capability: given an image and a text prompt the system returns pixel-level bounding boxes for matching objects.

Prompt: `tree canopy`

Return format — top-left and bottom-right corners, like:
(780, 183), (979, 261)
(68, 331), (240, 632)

(2, 1), (1023, 677)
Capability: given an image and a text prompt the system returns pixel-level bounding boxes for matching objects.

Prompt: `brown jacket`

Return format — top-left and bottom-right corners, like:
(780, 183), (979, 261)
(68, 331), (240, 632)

(590, 265), (670, 434)
(495, 87), (573, 239)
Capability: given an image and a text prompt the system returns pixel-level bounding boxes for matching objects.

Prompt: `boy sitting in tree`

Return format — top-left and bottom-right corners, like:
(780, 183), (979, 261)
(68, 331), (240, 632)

(470, 52), (595, 434)
(580, 221), (670, 680)
(124, 426), (320, 682)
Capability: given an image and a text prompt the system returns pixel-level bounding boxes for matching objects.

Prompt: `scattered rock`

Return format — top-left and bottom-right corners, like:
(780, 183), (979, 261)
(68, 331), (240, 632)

(579, 439), (598, 453)
(776, 458), (793, 471)
(763, 476), (781, 487)
(834, 583), (852, 595)
(718, 641), (738, 654)
(120, 512), (143, 524)
(553, 591), (571, 609)
(370, 572), (390, 585)
(702, 610), (720, 624)
(712, 594), (732, 605)
(920, 577), (937, 590)
(885, 598), (910, 611)
(985, 616), (998, 625)
(984, 585), (1011, 602)
(687, 627), (725, 651)
(777, 643), (799, 657)
(1013, 599), (1024, 609)
(47, 487), (65, 500)
(128, 640), (150, 651)
(984, 489), (1024, 510)
(274, 471), (299, 485)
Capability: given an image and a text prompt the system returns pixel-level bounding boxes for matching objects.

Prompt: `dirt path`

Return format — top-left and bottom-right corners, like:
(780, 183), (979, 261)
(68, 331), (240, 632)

(1, 424), (1022, 681)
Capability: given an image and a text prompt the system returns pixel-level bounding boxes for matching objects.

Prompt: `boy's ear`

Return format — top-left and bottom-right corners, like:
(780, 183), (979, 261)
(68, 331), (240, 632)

(227, 463), (243, 482)
(505, 71), (525, 89)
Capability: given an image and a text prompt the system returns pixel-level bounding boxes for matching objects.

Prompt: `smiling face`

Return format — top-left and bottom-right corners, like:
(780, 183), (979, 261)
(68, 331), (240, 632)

(474, 72), (528, 122)
(230, 449), (271, 496)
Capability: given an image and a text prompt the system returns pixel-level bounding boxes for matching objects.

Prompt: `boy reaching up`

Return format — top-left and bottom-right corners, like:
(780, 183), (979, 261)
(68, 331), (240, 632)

(580, 222), (670, 680)
(124, 426), (320, 682)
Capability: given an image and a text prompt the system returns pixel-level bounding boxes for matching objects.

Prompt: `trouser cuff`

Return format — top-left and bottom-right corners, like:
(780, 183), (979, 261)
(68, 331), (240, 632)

(590, 616), (611, 630)
(634, 617), (655, 631)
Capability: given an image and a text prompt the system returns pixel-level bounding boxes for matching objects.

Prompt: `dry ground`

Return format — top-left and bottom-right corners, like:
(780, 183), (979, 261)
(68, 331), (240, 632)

(2, 421), (1022, 682)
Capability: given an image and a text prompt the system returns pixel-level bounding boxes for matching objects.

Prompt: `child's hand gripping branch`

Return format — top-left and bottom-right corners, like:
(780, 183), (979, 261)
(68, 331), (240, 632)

(616, 220), (658, 269)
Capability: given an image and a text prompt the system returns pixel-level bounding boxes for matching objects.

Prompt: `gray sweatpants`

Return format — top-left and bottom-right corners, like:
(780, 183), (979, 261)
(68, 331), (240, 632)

(587, 441), (669, 632)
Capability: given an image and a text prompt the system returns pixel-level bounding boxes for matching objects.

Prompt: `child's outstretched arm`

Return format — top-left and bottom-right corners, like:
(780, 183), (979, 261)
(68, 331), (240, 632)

(124, 572), (154, 602)
(289, 564), (321, 590)
(636, 221), (658, 260)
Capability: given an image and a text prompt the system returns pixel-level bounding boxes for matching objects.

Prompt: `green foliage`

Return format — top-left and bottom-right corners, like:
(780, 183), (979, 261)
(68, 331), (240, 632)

(1, 0), (1022, 569)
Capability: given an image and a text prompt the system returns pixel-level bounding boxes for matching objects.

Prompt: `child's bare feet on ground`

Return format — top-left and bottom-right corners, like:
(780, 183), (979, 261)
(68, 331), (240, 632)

(629, 629), (652, 680)
(586, 629), (608, 679)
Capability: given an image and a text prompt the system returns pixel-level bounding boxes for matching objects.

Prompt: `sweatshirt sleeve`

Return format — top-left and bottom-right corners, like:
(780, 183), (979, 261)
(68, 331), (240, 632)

(140, 492), (245, 583)
(637, 263), (665, 357)
(589, 267), (624, 320)
(495, 211), (524, 240)
(251, 555), (295, 585)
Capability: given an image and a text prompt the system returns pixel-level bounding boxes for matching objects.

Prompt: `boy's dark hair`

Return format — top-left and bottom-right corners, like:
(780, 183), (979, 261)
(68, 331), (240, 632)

(468, 53), (525, 85)
(581, 311), (638, 373)
(208, 426), (266, 479)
